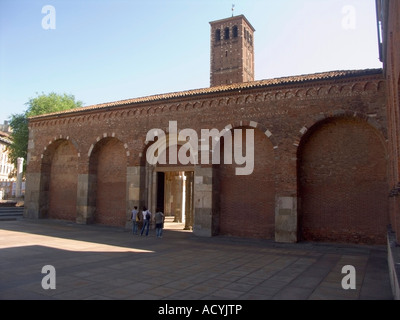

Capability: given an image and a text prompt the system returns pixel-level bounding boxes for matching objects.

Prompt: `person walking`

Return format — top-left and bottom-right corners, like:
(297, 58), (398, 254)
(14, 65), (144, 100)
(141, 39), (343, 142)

(140, 206), (152, 237)
(155, 208), (165, 238)
(131, 206), (139, 235)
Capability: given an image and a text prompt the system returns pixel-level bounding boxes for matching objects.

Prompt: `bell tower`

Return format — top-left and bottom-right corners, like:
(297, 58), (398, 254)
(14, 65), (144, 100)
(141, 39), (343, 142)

(209, 14), (255, 87)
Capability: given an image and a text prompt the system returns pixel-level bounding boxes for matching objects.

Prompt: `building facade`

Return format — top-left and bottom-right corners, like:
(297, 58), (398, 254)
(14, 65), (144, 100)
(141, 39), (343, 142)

(377, 0), (400, 243)
(0, 122), (16, 199)
(25, 14), (391, 245)
(376, 0), (400, 299)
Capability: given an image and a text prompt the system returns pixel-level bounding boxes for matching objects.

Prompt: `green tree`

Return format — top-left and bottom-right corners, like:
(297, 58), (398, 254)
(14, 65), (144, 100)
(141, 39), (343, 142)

(8, 92), (83, 174)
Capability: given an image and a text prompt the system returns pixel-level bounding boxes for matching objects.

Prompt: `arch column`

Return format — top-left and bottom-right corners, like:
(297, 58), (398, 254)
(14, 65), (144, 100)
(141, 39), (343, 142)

(126, 165), (142, 225)
(193, 165), (217, 237)
(24, 172), (41, 219)
(76, 172), (96, 224)
(275, 158), (298, 243)
(145, 164), (157, 214)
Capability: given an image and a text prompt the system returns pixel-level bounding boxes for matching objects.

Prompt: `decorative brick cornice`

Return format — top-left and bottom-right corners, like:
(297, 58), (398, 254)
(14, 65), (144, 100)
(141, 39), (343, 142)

(28, 69), (384, 127)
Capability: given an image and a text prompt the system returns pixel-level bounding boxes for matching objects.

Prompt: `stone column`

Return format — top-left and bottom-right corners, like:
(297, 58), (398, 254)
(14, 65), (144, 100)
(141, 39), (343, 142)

(274, 151), (298, 243)
(147, 167), (157, 214)
(24, 172), (41, 219)
(143, 164), (157, 230)
(24, 129), (41, 219)
(126, 166), (141, 228)
(76, 174), (96, 224)
(184, 171), (194, 230)
(15, 157), (24, 198)
(193, 166), (215, 237)
(275, 196), (298, 243)
(175, 173), (183, 222)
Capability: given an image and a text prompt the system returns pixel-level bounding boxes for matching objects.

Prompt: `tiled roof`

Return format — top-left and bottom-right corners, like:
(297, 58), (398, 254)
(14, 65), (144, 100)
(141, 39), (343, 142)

(29, 68), (383, 120)
(0, 135), (12, 145)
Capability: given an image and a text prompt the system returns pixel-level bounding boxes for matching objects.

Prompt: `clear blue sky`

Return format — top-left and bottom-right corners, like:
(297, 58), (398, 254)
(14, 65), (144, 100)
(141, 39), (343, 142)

(0, 0), (382, 122)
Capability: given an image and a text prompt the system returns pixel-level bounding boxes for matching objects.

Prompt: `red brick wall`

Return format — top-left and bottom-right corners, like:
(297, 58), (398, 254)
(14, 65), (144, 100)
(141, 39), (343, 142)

(90, 138), (127, 227)
(26, 71), (389, 243)
(48, 141), (78, 221)
(299, 117), (389, 244)
(218, 128), (275, 239)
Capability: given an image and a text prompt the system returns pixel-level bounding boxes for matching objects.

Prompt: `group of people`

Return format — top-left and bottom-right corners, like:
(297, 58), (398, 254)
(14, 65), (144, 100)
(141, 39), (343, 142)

(130, 206), (165, 238)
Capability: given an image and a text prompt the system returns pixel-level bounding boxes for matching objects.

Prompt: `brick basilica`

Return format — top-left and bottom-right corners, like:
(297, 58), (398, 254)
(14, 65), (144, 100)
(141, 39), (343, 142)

(24, 10), (398, 246)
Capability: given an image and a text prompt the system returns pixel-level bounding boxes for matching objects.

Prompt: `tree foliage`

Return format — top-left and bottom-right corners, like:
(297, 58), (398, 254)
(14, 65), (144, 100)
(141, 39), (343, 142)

(8, 92), (83, 174)
(25, 92), (83, 117)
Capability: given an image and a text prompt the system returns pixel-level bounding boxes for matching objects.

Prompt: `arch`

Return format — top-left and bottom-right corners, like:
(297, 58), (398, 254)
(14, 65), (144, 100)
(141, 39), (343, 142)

(215, 125), (276, 240)
(352, 83), (364, 92)
(142, 132), (196, 228)
(378, 80), (386, 92)
(224, 27), (230, 40)
(215, 29), (221, 42)
(225, 120), (278, 148)
(285, 91), (294, 99)
(255, 94), (263, 102)
(364, 81), (377, 91)
(297, 111), (388, 142)
(232, 25), (238, 38)
(40, 139), (79, 221)
(297, 116), (389, 244)
(89, 137), (127, 227)
(296, 89), (306, 98)
(340, 84), (352, 95)
(328, 85), (340, 95)
(306, 88), (317, 97)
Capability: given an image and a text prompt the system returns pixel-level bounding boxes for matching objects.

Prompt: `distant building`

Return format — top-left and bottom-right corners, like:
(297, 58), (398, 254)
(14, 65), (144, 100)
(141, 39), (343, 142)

(0, 122), (15, 199)
(0, 121), (12, 134)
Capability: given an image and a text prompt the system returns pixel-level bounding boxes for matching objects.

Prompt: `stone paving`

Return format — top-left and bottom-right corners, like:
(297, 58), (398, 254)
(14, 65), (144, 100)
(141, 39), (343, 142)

(0, 218), (393, 300)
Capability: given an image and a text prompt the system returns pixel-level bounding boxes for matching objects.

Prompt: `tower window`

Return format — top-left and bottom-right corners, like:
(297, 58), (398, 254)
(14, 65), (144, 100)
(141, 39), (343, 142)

(233, 25), (238, 38)
(215, 29), (221, 41)
(224, 27), (230, 40)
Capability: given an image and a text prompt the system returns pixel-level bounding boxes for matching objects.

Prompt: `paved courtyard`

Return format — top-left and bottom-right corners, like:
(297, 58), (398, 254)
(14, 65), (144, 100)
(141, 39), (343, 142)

(0, 218), (393, 301)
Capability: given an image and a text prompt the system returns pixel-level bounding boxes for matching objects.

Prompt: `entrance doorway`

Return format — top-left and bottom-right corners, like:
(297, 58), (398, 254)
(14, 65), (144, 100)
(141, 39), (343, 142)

(156, 170), (194, 231)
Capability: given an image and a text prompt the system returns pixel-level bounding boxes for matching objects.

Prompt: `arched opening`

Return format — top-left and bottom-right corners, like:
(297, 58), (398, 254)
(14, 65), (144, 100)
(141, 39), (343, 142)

(298, 117), (389, 244)
(233, 25), (238, 38)
(89, 137), (127, 227)
(215, 29), (221, 42)
(40, 139), (78, 221)
(144, 135), (195, 231)
(217, 127), (276, 239)
(224, 27), (230, 40)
